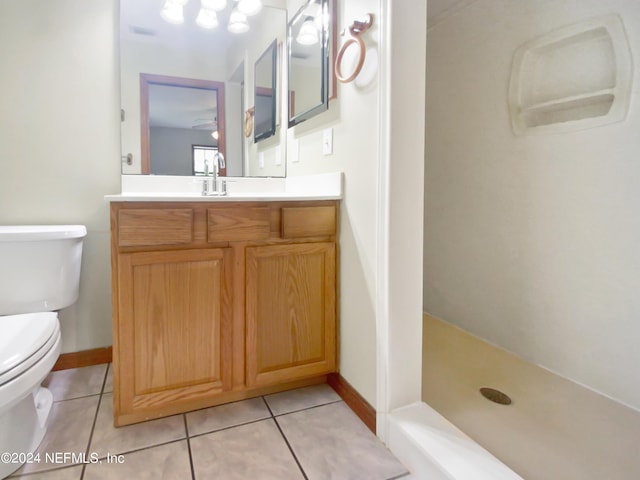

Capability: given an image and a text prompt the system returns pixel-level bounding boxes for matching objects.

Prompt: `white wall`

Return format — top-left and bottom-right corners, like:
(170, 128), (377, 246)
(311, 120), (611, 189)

(0, 0), (120, 353)
(286, 0), (381, 407)
(424, 0), (640, 410)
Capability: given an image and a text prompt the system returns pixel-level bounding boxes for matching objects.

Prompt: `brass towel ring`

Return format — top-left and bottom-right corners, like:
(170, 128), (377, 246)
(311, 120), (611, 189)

(244, 107), (254, 138)
(335, 14), (374, 84)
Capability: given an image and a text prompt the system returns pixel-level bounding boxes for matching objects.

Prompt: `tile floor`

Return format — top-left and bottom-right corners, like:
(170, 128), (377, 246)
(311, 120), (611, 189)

(7, 364), (408, 480)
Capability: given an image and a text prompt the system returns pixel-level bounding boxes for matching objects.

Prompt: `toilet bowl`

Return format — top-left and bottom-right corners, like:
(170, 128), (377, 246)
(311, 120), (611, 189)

(0, 225), (86, 479)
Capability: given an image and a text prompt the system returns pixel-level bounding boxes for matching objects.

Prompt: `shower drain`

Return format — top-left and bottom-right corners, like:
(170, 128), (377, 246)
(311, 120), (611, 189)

(479, 387), (512, 405)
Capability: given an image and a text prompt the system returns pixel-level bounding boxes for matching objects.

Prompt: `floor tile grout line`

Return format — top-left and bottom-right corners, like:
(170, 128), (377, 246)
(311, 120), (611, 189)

(270, 417), (310, 480)
(387, 472), (412, 480)
(187, 416), (273, 440)
(102, 363), (111, 395)
(262, 395), (275, 418)
(7, 465), (65, 478)
(7, 464), (80, 478)
(272, 399), (344, 418)
(183, 415), (197, 480)
(92, 437), (188, 461)
(50, 363), (110, 404)
(79, 366), (109, 480)
(53, 392), (102, 404)
(262, 397), (309, 480)
(185, 398), (345, 440)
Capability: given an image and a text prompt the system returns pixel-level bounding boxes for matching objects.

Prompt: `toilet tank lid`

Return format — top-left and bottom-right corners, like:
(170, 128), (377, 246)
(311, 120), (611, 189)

(0, 225), (87, 242)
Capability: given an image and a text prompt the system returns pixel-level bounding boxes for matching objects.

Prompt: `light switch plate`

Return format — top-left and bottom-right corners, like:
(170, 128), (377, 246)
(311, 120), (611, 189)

(259, 152), (265, 168)
(275, 146), (282, 165)
(291, 139), (300, 163)
(323, 128), (333, 155)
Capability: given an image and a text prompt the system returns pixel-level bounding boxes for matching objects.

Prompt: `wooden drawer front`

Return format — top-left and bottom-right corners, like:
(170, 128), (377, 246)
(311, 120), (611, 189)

(281, 206), (336, 238)
(207, 206), (270, 242)
(118, 209), (193, 247)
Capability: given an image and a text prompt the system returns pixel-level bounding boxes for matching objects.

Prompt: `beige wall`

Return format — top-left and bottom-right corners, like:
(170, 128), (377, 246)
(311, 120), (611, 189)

(424, 0), (640, 410)
(0, 0), (120, 353)
(286, 0), (381, 407)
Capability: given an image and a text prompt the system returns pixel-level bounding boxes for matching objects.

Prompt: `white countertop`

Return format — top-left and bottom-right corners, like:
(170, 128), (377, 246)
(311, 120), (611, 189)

(104, 172), (343, 202)
(104, 192), (342, 202)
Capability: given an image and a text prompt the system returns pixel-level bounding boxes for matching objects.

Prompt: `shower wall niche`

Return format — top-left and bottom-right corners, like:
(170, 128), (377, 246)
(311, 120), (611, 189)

(508, 14), (633, 135)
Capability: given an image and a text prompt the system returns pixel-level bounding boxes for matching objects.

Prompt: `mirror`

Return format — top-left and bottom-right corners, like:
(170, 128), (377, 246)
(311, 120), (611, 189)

(119, 0), (287, 177)
(254, 40), (277, 142)
(140, 74), (226, 176)
(288, 0), (331, 127)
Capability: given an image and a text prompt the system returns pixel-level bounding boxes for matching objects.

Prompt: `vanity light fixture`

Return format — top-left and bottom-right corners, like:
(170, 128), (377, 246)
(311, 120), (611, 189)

(196, 7), (218, 29)
(228, 8), (250, 33)
(160, 0), (187, 24)
(160, 0), (259, 33)
(296, 18), (319, 45)
(236, 0), (262, 16)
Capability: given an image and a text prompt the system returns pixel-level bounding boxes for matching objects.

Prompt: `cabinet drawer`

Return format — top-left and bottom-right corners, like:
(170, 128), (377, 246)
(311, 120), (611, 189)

(207, 206), (270, 242)
(281, 206), (336, 238)
(118, 209), (193, 247)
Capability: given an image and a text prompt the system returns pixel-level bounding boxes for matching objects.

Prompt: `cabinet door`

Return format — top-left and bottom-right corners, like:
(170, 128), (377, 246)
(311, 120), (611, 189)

(246, 242), (336, 387)
(117, 248), (232, 416)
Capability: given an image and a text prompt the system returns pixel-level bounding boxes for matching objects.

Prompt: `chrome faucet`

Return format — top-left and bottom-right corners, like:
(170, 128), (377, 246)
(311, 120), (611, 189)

(211, 152), (226, 195)
(201, 152), (227, 196)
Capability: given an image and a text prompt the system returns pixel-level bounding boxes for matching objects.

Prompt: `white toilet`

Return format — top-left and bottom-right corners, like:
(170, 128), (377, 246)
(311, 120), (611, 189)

(0, 225), (86, 478)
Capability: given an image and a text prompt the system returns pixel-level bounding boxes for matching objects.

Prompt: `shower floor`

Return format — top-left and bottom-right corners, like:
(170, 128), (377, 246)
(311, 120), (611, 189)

(422, 313), (640, 480)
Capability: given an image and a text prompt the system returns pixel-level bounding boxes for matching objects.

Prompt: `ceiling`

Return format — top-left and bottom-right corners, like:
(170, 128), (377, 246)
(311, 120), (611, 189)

(121, 0), (236, 55)
(148, 84), (218, 130)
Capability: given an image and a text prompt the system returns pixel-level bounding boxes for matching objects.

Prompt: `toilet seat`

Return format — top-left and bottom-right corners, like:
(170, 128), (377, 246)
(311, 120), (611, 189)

(0, 312), (59, 386)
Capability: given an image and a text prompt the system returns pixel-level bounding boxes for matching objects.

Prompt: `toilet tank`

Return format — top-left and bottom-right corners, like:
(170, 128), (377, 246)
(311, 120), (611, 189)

(0, 225), (87, 315)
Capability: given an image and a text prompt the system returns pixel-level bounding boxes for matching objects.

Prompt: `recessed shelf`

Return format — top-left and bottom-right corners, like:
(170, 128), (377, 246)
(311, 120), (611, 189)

(509, 14), (632, 136)
(520, 90), (615, 128)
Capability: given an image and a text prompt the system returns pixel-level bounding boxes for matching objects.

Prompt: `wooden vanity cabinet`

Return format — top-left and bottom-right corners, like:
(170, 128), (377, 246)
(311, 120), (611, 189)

(110, 200), (338, 426)
(246, 242), (336, 387)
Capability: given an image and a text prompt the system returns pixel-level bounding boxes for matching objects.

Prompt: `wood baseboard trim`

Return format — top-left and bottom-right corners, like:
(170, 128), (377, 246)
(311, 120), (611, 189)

(328, 372), (376, 434)
(51, 352), (376, 433)
(52, 346), (113, 371)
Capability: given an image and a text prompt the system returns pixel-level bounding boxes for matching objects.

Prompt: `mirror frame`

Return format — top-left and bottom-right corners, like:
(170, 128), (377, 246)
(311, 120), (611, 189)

(140, 73), (226, 175)
(287, 0), (332, 127)
(253, 40), (278, 143)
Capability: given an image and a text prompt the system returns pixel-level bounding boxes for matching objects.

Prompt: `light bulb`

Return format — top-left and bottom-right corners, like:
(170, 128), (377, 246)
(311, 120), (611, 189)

(211, 130), (219, 139)
(196, 8), (219, 29)
(237, 0), (262, 16)
(228, 9), (250, 33)
(160, 0), (184, 24)
(296, 19), (319, 45)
